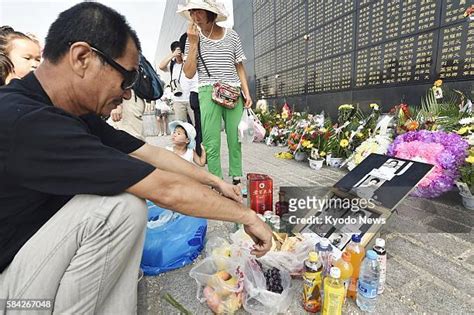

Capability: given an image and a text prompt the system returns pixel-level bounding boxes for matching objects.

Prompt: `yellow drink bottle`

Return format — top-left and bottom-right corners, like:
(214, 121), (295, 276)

(302, 251), (323, 313)
(322, 267), (345, 315)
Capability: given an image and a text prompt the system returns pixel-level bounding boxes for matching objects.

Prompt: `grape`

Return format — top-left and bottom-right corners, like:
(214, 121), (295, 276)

(262, 266), (283, 294)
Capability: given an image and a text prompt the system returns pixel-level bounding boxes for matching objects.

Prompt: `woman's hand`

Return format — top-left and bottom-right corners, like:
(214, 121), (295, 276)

(243, 94), (253, 108)
(187, 22), (199, 45)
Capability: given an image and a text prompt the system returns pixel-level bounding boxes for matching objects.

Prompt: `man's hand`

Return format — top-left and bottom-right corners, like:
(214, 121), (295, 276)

(243, 212), (273, 257)
(110, 105), (123, 122)
(215, 180), (243, 203)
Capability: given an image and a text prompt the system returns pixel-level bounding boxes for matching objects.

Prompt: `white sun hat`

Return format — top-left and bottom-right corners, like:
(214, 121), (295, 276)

(169, 121), (197, 149)
(176, 0), (229, 22)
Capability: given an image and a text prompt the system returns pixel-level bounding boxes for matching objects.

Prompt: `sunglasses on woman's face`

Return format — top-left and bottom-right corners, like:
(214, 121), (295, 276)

(89, 46), (139, 90)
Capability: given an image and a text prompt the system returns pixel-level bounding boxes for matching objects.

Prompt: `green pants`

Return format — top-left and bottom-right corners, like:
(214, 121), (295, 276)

(199, 85), (243, 178)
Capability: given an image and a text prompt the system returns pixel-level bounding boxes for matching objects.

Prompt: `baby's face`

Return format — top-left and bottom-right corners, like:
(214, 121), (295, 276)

(172, 126), (189, 146)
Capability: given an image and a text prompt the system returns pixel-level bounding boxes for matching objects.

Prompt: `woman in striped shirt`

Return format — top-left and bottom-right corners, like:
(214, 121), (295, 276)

(179, 0), (252, 189)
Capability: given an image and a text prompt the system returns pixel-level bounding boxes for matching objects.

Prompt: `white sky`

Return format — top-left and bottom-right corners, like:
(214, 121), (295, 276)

(0, 0), (234, 61)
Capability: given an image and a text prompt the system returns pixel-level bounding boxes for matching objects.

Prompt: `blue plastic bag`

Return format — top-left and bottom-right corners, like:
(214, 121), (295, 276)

(141, 201), (207, 275)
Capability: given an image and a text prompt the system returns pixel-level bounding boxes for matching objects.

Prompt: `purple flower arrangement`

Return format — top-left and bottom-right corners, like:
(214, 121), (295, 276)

(388, 130), (469, 198)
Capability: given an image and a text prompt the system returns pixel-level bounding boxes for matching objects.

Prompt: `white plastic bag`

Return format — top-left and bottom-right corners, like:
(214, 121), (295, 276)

(238, 109), (255, 144)
(205, 231), (253, 266)
(258, 238), (314, 275)
(243, 259), (292, 315)
(189, 257), (244, 314)
(248, 109), (266, 142)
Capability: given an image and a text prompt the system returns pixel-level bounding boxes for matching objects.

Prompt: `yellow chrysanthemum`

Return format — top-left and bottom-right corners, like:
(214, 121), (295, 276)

(281, 112), (289, 119)
(338, 104), (354, 110)
(466, 155), (474, 164)
(275, 152), (293, 159)
(356, 132), (364, 138)
(457, 127), (469, 135)
(369, 103), (379, 110)
(302, 140), (312, 148)
(319, 151), (326, 157)
(340, 139), (349, 148)
(434, 79), (443, 87)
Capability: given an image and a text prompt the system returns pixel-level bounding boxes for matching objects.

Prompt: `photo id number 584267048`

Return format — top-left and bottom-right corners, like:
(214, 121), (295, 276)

(1, 299), (53, 310)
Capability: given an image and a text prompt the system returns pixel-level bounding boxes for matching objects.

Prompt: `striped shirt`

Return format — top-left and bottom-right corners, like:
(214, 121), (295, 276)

(186, 28), (246, 87)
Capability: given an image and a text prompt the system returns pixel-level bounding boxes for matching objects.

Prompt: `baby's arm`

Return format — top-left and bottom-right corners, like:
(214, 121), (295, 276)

(193, 144), (207, 167)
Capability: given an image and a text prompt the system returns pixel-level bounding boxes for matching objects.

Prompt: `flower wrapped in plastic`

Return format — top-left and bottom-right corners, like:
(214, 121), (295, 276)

(345, 135), (393, 171)
(388, 130), (469, 198)
(344, 115), (394, 169)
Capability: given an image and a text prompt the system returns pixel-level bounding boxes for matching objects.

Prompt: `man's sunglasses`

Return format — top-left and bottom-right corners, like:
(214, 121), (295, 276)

(89, 46), (140, 90)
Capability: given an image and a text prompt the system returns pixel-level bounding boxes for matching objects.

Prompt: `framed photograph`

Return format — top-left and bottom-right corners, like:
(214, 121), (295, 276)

(335, 154), (433, 210)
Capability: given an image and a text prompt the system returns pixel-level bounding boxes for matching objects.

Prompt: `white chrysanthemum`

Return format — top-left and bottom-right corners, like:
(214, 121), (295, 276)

(459, 117), (474, 125)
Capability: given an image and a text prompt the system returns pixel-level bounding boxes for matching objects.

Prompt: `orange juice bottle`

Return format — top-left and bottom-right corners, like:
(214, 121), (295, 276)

(346, 234), (365, 300)
(333, 251), (353, 300)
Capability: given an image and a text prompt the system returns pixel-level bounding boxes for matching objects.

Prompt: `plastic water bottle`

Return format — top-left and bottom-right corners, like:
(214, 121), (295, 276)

(356, 250), (380, 313)
(373, 238), (386, 294)
(315, 238), (333, 278)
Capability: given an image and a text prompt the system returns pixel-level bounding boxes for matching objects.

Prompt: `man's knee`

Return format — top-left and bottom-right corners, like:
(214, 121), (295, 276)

(107, 193), (147, 236)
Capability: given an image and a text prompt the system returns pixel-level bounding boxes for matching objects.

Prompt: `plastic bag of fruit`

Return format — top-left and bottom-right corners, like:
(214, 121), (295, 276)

(242, 259), (292, 314)
(189, 256), (244, 314)
(205, 236), (251, 265)
(258, 233), (315, 275)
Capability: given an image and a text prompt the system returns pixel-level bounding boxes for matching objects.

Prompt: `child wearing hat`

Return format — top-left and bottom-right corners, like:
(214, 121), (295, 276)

(167, 120), (206, 166)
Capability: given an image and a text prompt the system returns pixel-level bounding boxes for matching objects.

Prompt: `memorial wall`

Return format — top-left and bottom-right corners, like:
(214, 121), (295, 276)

(234, 0), (474, 116)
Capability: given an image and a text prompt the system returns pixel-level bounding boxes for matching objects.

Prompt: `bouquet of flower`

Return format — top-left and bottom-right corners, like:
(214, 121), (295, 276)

(457, 148), (474, 196)
(388, 130), (469, 198)
(345, 135), (393, 170)
(308, 127), (330, 159)
(327, 104), (364, 159)
(267, 126), (289, 146)
(264, 105), (293, 146)
(285, 112), (326, 155)
(326, 126), (352, 159)
(287, 130), (303, 152)
(389, 102), (420, 134)
(416, 80), (470, 132)
(254, 107), (275, 138)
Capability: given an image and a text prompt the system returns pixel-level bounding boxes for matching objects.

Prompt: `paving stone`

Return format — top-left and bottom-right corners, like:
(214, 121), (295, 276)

(407, 196), (474, 224)
(371, 291), (418, 314)
(426, 217), (472, 234)
(395, 203), (433, 223)
(384, 256), (420, 290)
(408, 282), (474, 314)
(404, 233), (473, 261)
(466, 254), (474, 267)
(388, 236), (473, 294)
(382, 211), (431, 234)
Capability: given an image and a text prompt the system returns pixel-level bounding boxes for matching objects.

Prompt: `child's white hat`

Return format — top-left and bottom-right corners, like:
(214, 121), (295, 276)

(169, 120), (196, 149)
